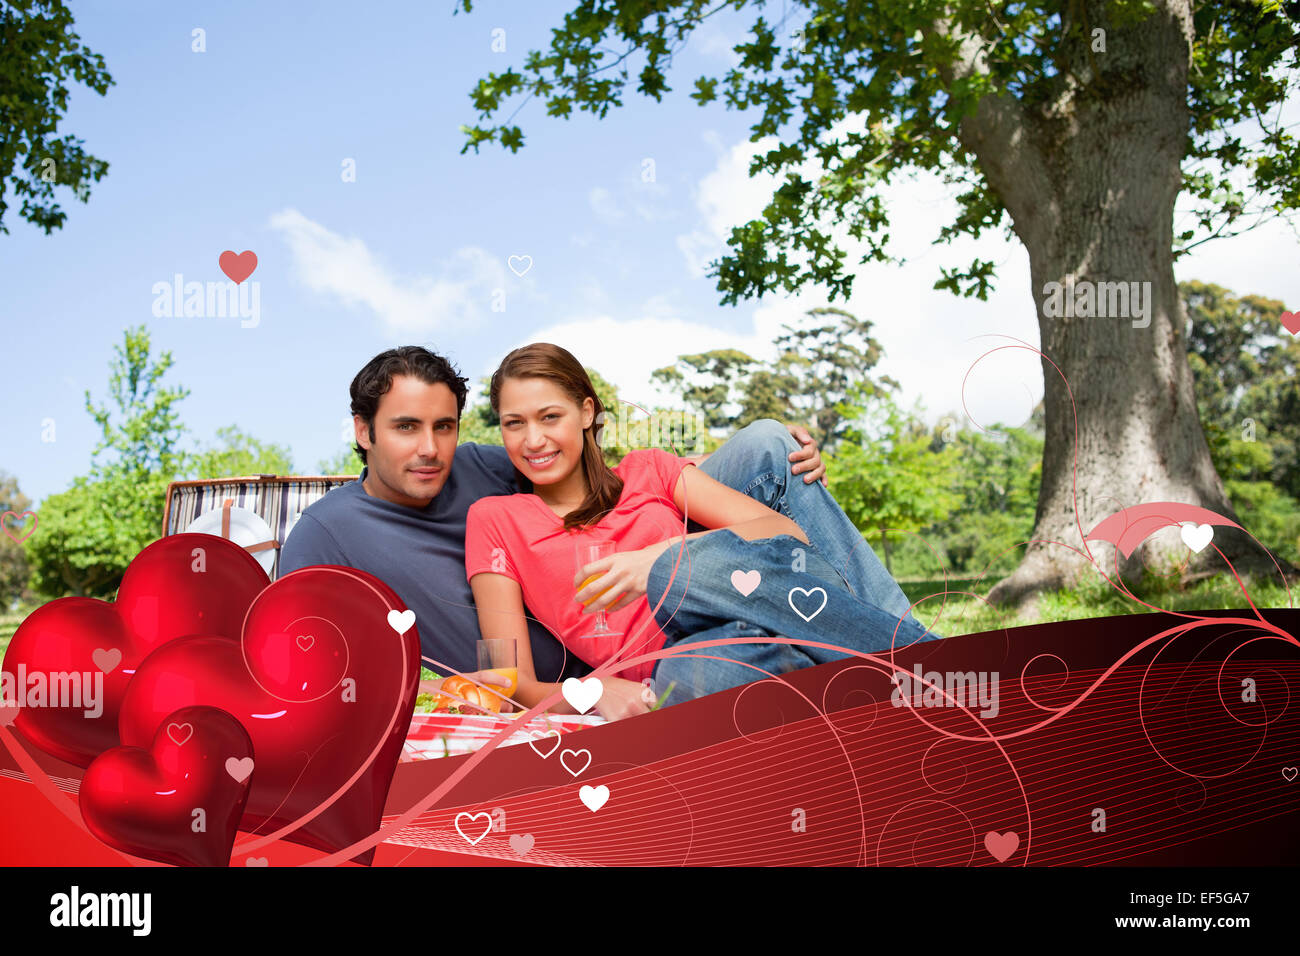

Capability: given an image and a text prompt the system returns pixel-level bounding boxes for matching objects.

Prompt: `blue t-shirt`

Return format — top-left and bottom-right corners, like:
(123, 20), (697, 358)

(279, 442), (584, 682)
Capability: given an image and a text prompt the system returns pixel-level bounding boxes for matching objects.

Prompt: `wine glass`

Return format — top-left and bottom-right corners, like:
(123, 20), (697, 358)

(573, 538), (622, 639)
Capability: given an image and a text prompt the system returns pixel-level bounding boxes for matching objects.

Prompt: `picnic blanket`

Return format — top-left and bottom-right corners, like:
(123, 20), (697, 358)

(401, 711), (607, 761)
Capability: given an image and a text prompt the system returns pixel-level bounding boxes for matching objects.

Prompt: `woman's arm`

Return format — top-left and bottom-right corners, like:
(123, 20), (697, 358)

(669, 465), (809, 544)
(575, 463), (809, 614)
(469, 571), (577, 714)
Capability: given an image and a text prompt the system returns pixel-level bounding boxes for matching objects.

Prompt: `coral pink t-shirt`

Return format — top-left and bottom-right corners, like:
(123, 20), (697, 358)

(465, 449), (695, 683)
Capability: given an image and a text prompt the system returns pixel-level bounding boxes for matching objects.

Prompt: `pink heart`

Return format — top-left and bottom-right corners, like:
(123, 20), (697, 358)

(1281, 311), (1300, 336)
(166, 722), (193, 747)
(0, 703), (17, 727)
(218, 250), (258, 284)
(1, 510), (37, 544)
(296, 634), (314, 651)
(509, 833), (535, 856)
(984, 830), (1019, 862)
(730, 569), (761, 597)
(92, 648), (122, 673)
(1284, 767), (1298, 782)
(225, 756), (255, 783)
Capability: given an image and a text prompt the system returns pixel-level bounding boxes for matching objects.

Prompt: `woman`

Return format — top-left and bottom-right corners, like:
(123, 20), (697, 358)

(465, 343), (935, 722)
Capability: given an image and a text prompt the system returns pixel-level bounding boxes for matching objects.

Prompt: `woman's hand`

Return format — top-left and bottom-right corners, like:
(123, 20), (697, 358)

(574, 541), (673, 614)
(418, 671), (515, 713)
(594, 677), (653, 721)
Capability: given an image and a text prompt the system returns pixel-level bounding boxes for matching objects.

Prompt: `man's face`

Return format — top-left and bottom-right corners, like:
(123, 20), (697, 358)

(355, 375), (459, 507)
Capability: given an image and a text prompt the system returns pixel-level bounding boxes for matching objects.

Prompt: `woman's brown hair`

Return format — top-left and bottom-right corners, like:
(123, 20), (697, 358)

(488, 343), (624, 531)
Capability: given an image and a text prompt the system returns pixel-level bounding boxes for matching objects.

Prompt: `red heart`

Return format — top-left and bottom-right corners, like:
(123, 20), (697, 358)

(218, 250), (258, 284)
(1, 510), (37, 544)
(80, 705), (254, 867)
(120, 566), (419, 865)
(2, 535), (268, 767)
(1281, 310), (1300, 336)
(984, 830), (1020, 862)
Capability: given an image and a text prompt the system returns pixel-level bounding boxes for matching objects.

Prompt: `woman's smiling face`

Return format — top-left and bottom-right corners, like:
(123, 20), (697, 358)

(497, 375), (594, 486)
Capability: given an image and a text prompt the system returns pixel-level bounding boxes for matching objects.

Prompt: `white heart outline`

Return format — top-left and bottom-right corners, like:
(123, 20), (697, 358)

(560, 747), (592, 778)
(528, 729), (561, 759)
(787, 586), (828, 622)
(454, 810), (493, 846)
(507, 254), (533, 277)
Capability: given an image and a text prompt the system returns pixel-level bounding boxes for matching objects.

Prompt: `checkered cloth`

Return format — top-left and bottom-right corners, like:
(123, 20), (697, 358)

(402, 712), (606, 761)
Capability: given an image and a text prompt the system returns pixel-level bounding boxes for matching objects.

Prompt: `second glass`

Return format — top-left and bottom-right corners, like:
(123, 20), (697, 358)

(475, 638), (518, 708)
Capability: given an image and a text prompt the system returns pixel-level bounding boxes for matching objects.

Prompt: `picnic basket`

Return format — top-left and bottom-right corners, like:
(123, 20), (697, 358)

(161, 473), (358, 580)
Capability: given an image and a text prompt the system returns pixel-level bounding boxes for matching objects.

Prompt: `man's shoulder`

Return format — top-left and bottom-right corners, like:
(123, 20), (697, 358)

(452, 442), (515, 494)
(297, 476), (364, 523)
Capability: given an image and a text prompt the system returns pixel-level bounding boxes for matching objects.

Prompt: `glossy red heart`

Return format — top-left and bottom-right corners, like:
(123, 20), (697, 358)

(2, 535), (268, 766)
(119, 565), (419, 865)
(80, 705), (254, 867)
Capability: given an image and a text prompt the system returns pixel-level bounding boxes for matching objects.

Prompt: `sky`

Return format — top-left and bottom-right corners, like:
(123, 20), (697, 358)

(2, 0), (1298, 506)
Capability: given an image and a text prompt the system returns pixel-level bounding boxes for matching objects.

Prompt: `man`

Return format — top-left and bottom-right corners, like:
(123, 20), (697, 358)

(281, 346), (923, 707)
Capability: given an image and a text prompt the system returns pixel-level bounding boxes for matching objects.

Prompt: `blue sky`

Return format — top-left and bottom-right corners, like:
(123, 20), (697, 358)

(3, 0), (1298, 506)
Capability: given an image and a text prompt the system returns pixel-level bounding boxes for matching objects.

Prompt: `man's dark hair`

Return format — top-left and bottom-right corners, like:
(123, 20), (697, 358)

(350, 346), (469, 465)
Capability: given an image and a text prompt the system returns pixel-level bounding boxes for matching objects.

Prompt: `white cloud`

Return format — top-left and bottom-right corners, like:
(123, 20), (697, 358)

(268, 208), (506, 334)
(588, 187), (624, 224)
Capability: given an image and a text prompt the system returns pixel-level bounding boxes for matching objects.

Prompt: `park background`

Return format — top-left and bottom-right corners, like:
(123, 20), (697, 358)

(2, 0), (1298, 651)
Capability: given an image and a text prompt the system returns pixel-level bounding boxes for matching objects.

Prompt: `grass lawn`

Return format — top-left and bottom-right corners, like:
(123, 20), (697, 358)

(1, 574), (1293, 661)
(898, 572), (1295, 636)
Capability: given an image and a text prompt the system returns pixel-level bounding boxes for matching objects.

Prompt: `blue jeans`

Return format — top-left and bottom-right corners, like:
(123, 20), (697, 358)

(649, 420), (939, 705)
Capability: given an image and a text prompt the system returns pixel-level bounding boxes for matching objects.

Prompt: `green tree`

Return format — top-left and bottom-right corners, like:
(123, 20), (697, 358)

(651, 349), (763, 429)
(27, 326), (190, 598)
(25, 471), (169, 598)
(767, 307), (899, 451)
(653, 308), (898, 449)
(85, 325), (190, 479)
(315, 445), (364, 475)
(928, 421), (1045, 576)
(0, 0), (113, 234)
(824, 391), (959, 574)
(458, 0), (1300, 601)
(0, 472), (33, 607)
(1184, 280), (1300, 499)
(190, 425), (294, 478)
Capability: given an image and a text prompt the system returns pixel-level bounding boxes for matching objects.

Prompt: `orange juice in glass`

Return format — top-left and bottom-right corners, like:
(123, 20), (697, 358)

(476, 639), (518, 706)
(573, 538), (621, 638)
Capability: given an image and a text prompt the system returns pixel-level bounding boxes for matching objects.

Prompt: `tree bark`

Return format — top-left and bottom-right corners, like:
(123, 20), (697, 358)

(947, 1), (1297, 606)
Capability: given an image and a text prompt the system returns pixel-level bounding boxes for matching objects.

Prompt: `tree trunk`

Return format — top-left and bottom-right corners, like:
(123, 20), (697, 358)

(948, 1), (1296, 606)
